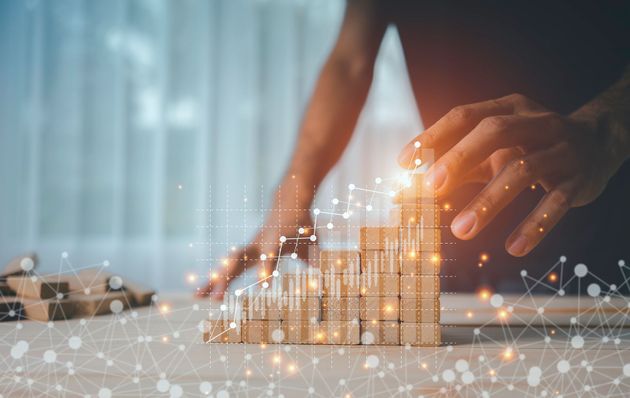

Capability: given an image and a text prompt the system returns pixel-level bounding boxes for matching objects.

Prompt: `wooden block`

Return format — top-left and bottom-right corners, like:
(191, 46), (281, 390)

(400, 275), (439, 298)
(400, 253), (440, 275)
(203, 320), (241, 343)
(400, 298), (440, 323)
(392, 170), (436, 204)
(282, 320), (318, 344)
(360, 274), (399, 296)
(360, 297), (400, 321)
(72, 269), (155, 306)
(281, 296), (320, 321)
(1, 252), (38, 280)
(360, 320), (400, 345)
(400, 323), (441, 346)
(321, 297), (360, 321)
(280, 270), (322, 296)
(315, 320), (360, 344)
(322, 272), (360, 297)
(70, 291), (131, 317)
(19, 299), (76, 321)
(242, 320), (283, 344)
(399, 226), (441, 253)
(391, 202), (439, 227)
(243, 294), (283, 320)
(0, 282), (16, 296)
(0, 299), (22, 321)
(360, 250), (400, 274)
(7, 276), (69, 299)
(360, 227), (400, 251)
(319, 250), (360, 274)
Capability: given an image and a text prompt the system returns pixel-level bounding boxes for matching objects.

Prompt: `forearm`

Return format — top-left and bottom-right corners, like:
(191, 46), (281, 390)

(572, 64), (630, 172)
(286, 57), (374, 188)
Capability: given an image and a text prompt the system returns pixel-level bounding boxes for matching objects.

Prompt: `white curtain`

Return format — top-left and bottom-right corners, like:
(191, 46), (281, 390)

(0, 0), (421, 290)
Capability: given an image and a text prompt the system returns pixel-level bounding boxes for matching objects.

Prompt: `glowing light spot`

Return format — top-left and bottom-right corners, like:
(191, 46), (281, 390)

(444, 203), (451, 210)
(414, 159), (421, 166)
(548, 273), (558, 282)
(530, 184), (536, 190)
(504, 185), (510, 190)
(186, 274), (197, 283)
(414, 141), (421, 148)
(502, 347), (514, 360)
(431, 254), (439, 263)
(466, 311), (473, 319)
(159, 304), (171, 314)
(477, 288), (492, 301)
(482, 207), (487, 212)
(539, 227), (544, 233)
(480, 253), (489, 262)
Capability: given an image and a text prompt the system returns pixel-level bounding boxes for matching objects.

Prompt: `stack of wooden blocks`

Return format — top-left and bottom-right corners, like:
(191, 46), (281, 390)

(204, 173), (441, 346)
(0, 253), (155, 322)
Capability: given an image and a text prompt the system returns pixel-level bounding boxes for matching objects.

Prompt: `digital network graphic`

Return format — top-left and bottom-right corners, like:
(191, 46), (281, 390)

(2, 143), (629, 397)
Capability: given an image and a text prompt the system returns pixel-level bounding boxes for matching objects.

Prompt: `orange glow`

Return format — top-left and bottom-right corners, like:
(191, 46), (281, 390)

(260, 343), (267, 349)
(466, 311), (473, 319)
(539, 227), (544, 233)
(489, 369), (496, 376)
(502, 347), (513, 360)
(337, 259), (342, 265)
(548, 273), (558, 282)
(211, 272), (218, 280)
(222, 259), (229, 267)
(162, 336), (169, 342)
(186, 273), (197, 283)
(408, 251), (416, 259)
(273, 355), (281, 364)
(477, 288), (492, 301)
(530, 184), (536, 190)
(431, 254), (439, 263)
(409, 217), (416, 223)
(498, 310), (508, 319)
(159, 304), (171, 314)
(295, 289), (301, 294)
(421, 363), (428, 369)
(480, 253), (489, 262)
(288, 364), (296, 373)
(246, 369), (252, 376)
(385, 305), (393, 312)
(443, 203), (451, 210)
(309, 281), (318, 289)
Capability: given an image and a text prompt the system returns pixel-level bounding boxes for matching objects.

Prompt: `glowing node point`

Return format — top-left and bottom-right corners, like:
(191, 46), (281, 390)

(348, 184), (355, 191)
(290, 253), (298, 260)
(414, 159), (422, 166)
(326, 222), (333, 230)
(342, 212), (350, 219)
(272, 271), (279, 277)
(619, 260), (626, 267)
(560, 255), (567, 262)
(279, 236), (286, 243)
(234, 289), (242, 297)
(574, 263), (588, 277)
(260, 254), (267, 261)
(366, 205), (373, 212)
(310, 235), (317, 242)
(388, 191), (396, 197)
(19, 258), (34, 272)
(262, 282), (269, 289)
(332, 198), (339, 205)
(313, 208), (320, 215)
(375, 177), (382, 184)
(229, 322), (236, 329)
(298, 228), (305, 235)
(414, 141), (421, 148)
(219, 304), (227, 311)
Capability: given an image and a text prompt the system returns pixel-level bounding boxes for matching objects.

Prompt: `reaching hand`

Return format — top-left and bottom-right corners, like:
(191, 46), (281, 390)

(398, 93), (624, 257)
(197, 179), (315, 300)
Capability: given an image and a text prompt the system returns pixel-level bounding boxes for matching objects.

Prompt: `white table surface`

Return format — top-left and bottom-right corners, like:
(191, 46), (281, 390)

(1, 293), (629, 397)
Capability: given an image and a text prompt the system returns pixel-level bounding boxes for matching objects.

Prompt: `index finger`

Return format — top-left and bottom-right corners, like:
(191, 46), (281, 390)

(398, 97), (516, 168)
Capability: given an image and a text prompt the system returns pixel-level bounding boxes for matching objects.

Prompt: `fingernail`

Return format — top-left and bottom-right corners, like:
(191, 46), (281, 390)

(426, 165), (447, 191)
(451, 211), (477, 237)
(508, 235), (529, 256)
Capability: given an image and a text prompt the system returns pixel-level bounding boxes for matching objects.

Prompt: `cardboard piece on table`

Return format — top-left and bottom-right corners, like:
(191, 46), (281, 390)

(360, 320), (400, 345)
(18, 298), (75, 321)
(242, 320), (283, 344)
(0, 298), (23, 321)
(7, 276), (69, 300)
(400, 298), (440, 323)
(322, 272), (360, 297)
(400, 323), (441, 346)
(360, 250), (400, 274)
(1, 252), (38, 280)
(319, 250), (360, 274)
(203, 319), (241, 343)
(400, 275), (440, 299)
(360, 274), (400, 297)
(360, 296), (400, 321)
(321, 297), (360, 321)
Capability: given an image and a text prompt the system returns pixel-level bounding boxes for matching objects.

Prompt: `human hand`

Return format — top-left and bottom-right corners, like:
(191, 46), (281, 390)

(197, 178), (315, 300)
(398, 93), (625, 257)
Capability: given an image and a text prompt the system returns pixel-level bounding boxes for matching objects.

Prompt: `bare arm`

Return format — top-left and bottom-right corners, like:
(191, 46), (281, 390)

(202, 1), (388, 298)
(288, 0), (388, 188)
